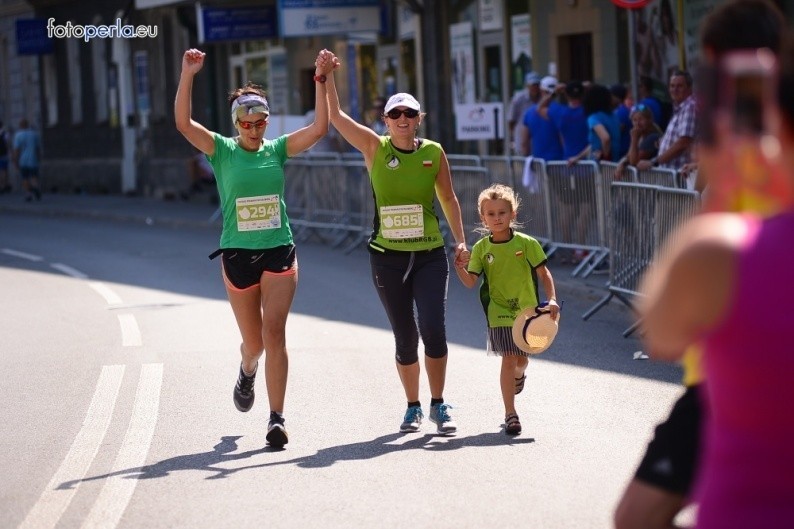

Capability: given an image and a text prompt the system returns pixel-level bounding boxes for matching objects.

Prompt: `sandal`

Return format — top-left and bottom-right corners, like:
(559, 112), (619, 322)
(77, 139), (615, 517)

(505, 413), (522, 435)
(515, 374), (527, 395)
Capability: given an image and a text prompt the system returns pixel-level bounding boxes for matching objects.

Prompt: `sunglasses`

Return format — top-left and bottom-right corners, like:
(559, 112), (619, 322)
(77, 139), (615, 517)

(238, 118), (267, 130)
(385, 108), (420, 119)
(630, 104), (647, 113)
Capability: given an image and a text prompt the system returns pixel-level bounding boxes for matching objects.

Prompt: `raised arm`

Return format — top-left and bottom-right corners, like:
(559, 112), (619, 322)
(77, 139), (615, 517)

(285, 49), (332, 157)
(174, 49), (215, 155)
(592, 123), (611, 161)
(323, 52), (381, 165)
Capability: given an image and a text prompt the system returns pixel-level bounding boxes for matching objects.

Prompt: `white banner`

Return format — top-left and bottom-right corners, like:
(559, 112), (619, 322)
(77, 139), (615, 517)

(450, 22), (476, 105)
(455, 103), (504, 140)
(479, 0), (503, 32)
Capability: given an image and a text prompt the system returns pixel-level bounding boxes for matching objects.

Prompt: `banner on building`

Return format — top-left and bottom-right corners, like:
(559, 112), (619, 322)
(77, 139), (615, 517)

(631, 0), (683, 94)
(510, 14), (531, 94)
(450, 21), (475, 105)
(479, 0), (504, 32)
(278, 0), (380, 37)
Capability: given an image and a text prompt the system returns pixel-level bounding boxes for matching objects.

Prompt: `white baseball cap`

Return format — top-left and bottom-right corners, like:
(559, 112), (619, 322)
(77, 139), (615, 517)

(540, 76), (558, 94)
(384, 93), (421, 113)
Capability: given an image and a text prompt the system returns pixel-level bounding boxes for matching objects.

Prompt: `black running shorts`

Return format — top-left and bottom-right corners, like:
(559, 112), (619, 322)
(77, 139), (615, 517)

(634, 384), (702, 495)
(220, 245), (297, 289)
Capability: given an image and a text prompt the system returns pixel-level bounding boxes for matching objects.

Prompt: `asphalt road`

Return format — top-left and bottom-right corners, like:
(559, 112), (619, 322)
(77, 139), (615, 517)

(0, 209), (688, 529)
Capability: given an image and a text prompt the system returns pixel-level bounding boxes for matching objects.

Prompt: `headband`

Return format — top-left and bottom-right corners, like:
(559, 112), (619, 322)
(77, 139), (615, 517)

(231, 94), (270, 122)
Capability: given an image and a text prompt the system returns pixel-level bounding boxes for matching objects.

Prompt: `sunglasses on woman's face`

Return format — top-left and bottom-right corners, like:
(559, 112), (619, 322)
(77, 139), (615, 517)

(238, 119), (267, 130)
(385, 108), (419, 119)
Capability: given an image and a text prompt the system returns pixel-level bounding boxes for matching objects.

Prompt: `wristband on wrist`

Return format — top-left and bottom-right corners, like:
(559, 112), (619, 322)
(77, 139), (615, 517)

(313, 74), (327, 83)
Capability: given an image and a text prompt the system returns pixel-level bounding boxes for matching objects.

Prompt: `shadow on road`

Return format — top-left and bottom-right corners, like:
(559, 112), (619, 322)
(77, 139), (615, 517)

(57, 432), (535, 487)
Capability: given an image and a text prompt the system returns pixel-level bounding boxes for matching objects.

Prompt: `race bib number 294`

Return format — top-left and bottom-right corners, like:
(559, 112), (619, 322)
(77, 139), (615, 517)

(236, 194), (281, 231)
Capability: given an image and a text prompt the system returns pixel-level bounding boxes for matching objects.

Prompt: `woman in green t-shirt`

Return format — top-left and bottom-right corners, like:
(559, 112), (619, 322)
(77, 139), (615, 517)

(175, 48), (332, 448)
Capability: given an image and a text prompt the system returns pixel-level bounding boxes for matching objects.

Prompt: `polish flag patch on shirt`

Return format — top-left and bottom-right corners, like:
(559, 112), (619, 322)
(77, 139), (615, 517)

(423, 160), (433, 167)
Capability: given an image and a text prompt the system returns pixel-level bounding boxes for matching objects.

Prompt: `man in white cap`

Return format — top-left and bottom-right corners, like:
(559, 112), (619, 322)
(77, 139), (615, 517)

(519, 75), (563, 161)
(508, 72), (542, 155)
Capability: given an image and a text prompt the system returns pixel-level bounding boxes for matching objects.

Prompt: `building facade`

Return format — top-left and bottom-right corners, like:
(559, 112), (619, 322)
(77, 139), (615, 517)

(1, 0), (790, 195)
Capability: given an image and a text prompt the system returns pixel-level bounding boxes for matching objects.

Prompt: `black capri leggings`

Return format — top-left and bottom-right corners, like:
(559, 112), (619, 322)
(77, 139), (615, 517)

(369, 246), (449, 365)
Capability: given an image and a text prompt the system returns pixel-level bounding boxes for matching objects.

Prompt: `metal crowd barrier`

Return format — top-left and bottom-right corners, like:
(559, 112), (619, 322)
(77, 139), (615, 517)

(480, 155), (513, 185)
(582, 182), (700, 335)
(636, 166), (677, 187)
(512, 157), (552, 246)
(544, 160), (609, 276)
(444, 165), (492, 242)
(447, 154), (482, 167)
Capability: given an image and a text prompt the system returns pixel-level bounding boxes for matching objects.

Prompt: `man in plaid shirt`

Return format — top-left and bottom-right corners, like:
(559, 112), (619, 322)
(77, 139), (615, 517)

(637, 70), (696, 174)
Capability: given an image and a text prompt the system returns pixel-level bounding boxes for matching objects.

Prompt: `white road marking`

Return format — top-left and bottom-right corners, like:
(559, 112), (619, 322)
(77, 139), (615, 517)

(117, 314), (142, 347)
(18, 365), (125, 529)
(88, 282), (123, 306)
(81, 364), (163, 529)
(50, 263), (88, 279)
(1, 248), (43, 261)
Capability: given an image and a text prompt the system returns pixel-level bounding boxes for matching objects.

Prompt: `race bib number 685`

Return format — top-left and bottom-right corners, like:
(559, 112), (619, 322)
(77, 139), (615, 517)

(380, 204), (423, 239)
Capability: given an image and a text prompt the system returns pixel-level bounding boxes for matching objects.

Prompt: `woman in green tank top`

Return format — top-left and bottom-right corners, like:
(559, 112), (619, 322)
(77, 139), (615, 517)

(318, 51), (469, 435)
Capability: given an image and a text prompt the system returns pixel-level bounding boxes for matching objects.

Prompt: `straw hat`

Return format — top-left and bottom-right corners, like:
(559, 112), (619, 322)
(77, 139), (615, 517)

(511, 305), (560, 355)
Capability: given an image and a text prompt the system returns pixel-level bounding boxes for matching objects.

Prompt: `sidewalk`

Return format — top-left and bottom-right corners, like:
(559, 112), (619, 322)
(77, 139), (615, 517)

(0, 190), (221, 230)
(0, 189), (618, 307)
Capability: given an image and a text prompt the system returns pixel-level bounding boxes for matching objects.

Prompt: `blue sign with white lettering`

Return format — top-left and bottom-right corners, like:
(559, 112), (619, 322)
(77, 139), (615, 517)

(200, 6), (277, 43)
(16, 19), (54, 55)
(277, 0), (381, 37)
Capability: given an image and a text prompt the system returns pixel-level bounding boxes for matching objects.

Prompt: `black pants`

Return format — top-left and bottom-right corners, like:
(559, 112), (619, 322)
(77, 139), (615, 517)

(369, 247), (449, 365)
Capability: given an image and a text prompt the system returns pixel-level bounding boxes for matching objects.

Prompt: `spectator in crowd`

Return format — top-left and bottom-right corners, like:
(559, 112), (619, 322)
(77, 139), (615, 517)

(0, 121), (11, 193)
(636, 70), (695, 175)
(635, 32), (794, 529)
(13, 118), (42, 202)
(615, 104), (663, 178)
(637, 76), (665, 129)
(610, 83), (632, 160)
(519, 75), (563, 162)
(508, 72), (542, 155)
(542, 80), (589, 165)
(367, 96), (388, 136)
(568, 83), (621, 163)
(615, 3), (788, 529)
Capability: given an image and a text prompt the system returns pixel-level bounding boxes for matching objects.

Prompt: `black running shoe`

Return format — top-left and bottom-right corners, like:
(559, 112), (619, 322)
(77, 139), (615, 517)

(233, 364), (256, 412)
(266, 412), (288, 448)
